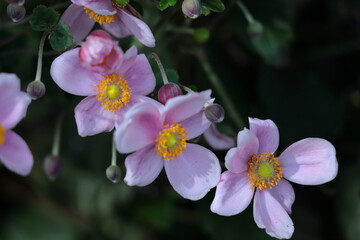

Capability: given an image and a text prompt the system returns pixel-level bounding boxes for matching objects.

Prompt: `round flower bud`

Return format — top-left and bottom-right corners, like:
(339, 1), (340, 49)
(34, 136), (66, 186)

(27, 81), (46, 100)
(7, 4), (26, 22)
(193, 28), (210, 43)
(106, 165), (121, 183)
(181, 0), (200, 19)
(44, 155), (62, 180)
(158, 83), (182, 105)
(247, 21), (264, 38)
(113, 0), (129, 7)
(5, 0), (25, 5)
(205, 103), (225, 123)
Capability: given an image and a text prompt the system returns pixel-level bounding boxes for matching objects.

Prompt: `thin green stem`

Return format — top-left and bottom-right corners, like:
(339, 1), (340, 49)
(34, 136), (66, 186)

(52, 114), (63, 156)
(111, 137), (117, 166)
(35, 31), (49, 82)
(196, 50), (245, 130)
(237, 0), (255, 24)
(182, 85), (194, 93)
(150, 53), (169, 84)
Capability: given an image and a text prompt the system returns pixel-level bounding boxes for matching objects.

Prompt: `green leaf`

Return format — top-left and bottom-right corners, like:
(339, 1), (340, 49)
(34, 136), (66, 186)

(201, 0), (225, 12)
(200, 5), (211, 16)
(157, 0), (177, 11)
(49, 23), (73, 51)
(29, 5), (60, 32)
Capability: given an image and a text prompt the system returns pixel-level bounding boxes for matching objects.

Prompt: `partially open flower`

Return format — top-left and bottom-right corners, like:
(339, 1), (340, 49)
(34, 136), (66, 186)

(158, 83), (182, 105)
(181, 0), (200, 19)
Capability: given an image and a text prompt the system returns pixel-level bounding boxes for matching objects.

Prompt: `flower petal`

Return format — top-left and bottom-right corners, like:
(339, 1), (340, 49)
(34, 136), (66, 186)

(203, 124), (235, 150)
(249, 117), (279, 154)
(51, 48), (101, 96)
(253, 189), (294, 239)
(269, 179), (295, 214)
(124, 146), (163, 186)
(1, 92), (31, 130)
(180, 110), (211, 139)
(74, 96), (115, 137)
(0, 130), (33, 176)
(115, 101), (162, 154)
(225, 129), (259, 173)
(164, 143), (221, 200)
(60, 4), (95, 42)
(163, 90), (211, 125)
(279, 138), (338, 185)
(71, 0), (116, 15)
(210, 171), (254, 216)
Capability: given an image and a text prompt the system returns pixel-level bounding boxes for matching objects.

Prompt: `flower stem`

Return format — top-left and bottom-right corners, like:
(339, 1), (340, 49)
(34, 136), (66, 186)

(237, 0), (255, 24)
(52, 114), (63, 156)
(150, 52), (169, 84)
(111, 137), (117, 166)
(35, 31), (49, 82)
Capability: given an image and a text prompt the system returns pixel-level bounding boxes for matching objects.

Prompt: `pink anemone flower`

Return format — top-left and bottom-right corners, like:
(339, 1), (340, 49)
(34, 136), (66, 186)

(115, 90), (221, 200)
(50, 31), (156, 137)
(60, 0), (155, 47)
(211, 118), (338, 239)
(0, 73), (33, 176)
(203, 123), (235, 151)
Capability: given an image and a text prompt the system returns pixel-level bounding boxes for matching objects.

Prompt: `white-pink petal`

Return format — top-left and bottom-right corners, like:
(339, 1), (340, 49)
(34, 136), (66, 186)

(124, 146), (163, 186)
(269, 179), (295, 214)
(71, 0), (116, 15)
(164, 143), (221, 200)
(249, 117), (279, 154)
(179, 110), (211, 139)
(253, 189), (294, 239)
(203, 124), (235, 151)
(279, 138), (338, 185)
(210, 171), (254, 216)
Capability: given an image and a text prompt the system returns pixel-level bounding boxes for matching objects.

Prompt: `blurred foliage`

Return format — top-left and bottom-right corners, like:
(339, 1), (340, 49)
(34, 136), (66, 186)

(0, 0), (359, 239)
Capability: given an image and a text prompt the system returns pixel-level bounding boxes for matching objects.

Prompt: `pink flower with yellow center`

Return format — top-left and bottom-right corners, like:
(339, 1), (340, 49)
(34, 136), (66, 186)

(60, 0), (155, 47)
(211, 118), (338, 239)
(114, 90), (221, 200)
(50, 30), (155, 137)
(0, 73), (33, 176)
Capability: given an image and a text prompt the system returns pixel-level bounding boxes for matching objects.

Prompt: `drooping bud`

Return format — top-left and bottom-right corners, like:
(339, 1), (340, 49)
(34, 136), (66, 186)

(5, 0), (25, 5)
(247, 21), (264, 38)
(158, 83), (182, 104)
(43, 155), (62, 180)
(27, 81), (46, 100)
(113, 0), (129, 7)
(193, 28), (210, 43)
(7, 3), (26, 22)
(106, 165), (122, 183)
(181, 0), (200, 19)
(205, 103), (225, 123)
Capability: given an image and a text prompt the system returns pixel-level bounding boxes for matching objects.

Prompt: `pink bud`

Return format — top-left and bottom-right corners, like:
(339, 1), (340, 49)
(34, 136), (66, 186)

(7, 3), (25, 22)
(43, 155), (62, 180)
(205, 103), (225, 123)
(158, 83), (182, 104)
(79, 30), (123, 74)
(181, 0), (200, 19)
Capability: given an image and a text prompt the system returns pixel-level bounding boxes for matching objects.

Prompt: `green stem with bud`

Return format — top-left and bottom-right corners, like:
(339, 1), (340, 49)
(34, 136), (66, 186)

(52, 114), (63, 157)
(35, 31), (49, 82)
(150, 52), (169, 84)
(111, 137), (117, 166)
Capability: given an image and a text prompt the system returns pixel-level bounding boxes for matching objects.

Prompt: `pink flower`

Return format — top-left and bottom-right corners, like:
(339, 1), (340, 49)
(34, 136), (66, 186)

(0, 73), (33, 176)
(114, 90), (221, 200)
(211, 118), (338, 239)
(60, 0), (155, 47)
(203, 123), (235, 150)
(50, 35), (156, 137)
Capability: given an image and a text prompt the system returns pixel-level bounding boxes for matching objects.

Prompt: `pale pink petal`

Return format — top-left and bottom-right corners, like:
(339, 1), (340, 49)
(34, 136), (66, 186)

(179, 110), (211, 139)
(50, 48), (101, 96)
(101, 14), (132, 39)
(203, 124), (235, 150)
(163, 90), (211, 125)
(0, 130), (33, 176)
(164, 143), (221, 200)
(74, 96), (115, 137)
(253, 189), (294, 239)
(269, 179), (295, 214)
(279, 138), (338, 185)
(122, 54), (155, 95)
(60, 4), (95, 42)
(114, 102), (162, 154)
(1, 92), (31, 130)
(71, 0), (116, 15)
(249, 117), (279, 154)
(210, 171), (254, 216)
(115, 46), (137, 74)
(124, 146), (163, 186)
(225, 129), (259, 173)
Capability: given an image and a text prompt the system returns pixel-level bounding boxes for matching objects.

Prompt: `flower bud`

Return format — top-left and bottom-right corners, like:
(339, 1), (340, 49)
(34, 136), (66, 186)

(5, 0), (25, 5)
(205, 103), (225, 123)
(44, 155), (62, 180)
(7, 3), (26, 22)
(27, 81), (46, 100)
(158, 83), (182, 105)
(106, 165), (121, 183)
(113, 0), (129, 7)
(193, 28), (210, 43)
(247, 21), (264, 38)
(181, 0), (200, 19)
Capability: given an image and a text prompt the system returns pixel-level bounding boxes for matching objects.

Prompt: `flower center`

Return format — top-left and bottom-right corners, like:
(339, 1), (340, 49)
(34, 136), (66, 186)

(248, 153), (283, 190)
(95, 74), (131, 112)
(0, 124), (6, 146)
(84, 7), (116, 24)
(154, 122), (188, 160)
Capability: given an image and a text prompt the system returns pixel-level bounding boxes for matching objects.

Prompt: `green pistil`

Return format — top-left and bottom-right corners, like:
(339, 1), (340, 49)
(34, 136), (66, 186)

(165, 133), (177, 148)
(257, 162), (274, 178)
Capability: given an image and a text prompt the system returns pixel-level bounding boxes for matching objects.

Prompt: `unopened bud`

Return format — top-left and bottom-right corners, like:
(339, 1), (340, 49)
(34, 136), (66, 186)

(114, 0), (129, 7)
(158, 83), (182, 104)
(7, 3), (26, 22)
(5, 0), (25, 5)
(27, 81), (46, 100)
(182, 0), (200, 19)
(247, 21), (264, 38)
(205, 103), (225, 123)
(44, 155), (62, 180)
(106, 165), (121, 183)
(193, 28), (210, 43)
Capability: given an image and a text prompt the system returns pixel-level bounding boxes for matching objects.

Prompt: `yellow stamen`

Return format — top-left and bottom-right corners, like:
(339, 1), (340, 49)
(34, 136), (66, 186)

(84, 7), (115, 24)
(0, 124), (6, 146)
(248, 153), (283, 190)
(155, 122), (188, 160)
(95, 74), (131, 112)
